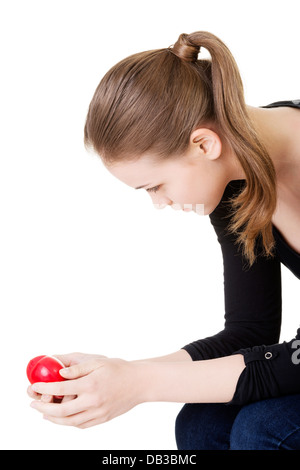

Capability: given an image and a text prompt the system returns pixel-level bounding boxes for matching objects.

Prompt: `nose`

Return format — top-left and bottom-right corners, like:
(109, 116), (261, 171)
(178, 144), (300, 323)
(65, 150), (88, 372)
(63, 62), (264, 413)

(151, 194), (172, 210)
(150, 193), (172, 209)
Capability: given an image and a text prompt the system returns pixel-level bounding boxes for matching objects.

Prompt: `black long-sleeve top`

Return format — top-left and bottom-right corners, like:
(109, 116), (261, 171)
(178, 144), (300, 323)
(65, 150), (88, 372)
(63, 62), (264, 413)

(182, 100), (300, 405)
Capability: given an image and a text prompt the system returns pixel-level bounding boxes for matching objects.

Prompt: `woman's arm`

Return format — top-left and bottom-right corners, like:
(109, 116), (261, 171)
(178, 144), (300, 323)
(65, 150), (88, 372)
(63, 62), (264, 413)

(133, 348), (193, 362)
(136, 354), (245, 404)
(29, 353), (245, 428)
(182, 181), (282, 362)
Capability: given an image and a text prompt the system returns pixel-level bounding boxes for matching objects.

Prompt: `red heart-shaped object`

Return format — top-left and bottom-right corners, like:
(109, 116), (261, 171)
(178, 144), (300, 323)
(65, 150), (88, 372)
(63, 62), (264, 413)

(27, 355), (66, 384)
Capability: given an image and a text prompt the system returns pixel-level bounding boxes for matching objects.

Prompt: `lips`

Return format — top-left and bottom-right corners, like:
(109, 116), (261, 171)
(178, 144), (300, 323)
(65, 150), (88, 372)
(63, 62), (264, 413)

(167, 203), (205, 214)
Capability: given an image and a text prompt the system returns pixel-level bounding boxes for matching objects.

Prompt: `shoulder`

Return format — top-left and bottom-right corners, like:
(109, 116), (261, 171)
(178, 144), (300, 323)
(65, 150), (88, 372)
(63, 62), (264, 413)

(261, 99), (300, 109)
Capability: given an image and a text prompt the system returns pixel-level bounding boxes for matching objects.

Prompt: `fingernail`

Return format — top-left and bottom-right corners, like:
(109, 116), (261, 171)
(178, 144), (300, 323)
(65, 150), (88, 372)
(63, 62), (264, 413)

(61, 367), (70, 375)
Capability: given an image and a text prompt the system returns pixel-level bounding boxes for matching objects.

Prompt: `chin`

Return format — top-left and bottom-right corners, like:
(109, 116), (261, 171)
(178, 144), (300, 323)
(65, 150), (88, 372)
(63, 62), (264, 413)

(202, 201), (221, 216)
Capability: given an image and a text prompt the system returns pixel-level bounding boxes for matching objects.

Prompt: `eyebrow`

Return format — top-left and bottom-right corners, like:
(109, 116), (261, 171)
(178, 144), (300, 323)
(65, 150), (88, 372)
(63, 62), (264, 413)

(135, 184), (149, 190)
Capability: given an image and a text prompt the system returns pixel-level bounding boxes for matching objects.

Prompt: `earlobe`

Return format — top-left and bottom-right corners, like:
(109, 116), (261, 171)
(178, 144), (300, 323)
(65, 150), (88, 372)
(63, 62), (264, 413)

(190, 128), (222, 161)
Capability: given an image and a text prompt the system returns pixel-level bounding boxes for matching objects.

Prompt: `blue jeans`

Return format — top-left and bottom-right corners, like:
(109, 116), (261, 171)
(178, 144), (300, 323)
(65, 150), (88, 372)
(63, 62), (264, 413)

(175, 394), (300, 450)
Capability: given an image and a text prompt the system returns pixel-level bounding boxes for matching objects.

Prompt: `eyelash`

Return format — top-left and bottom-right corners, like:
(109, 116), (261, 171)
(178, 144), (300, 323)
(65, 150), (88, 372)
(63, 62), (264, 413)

(146, 185), (160, 194)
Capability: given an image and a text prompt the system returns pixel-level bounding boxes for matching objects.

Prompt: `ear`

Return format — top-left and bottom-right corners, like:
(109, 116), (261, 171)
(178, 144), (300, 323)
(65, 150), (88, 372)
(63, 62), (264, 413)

(190, 128), (222, 161)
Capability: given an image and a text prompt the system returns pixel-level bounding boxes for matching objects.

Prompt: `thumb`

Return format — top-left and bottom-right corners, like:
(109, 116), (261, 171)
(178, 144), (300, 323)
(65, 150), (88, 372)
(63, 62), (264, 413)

(59, 360), (102, 379)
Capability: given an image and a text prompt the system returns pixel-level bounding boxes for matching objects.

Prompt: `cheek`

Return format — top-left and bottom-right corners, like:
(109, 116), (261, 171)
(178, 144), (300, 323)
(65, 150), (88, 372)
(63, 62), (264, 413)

(183, 175), (211, 203)
(168, 164), (226, 213)
(182, 176), (225, 214)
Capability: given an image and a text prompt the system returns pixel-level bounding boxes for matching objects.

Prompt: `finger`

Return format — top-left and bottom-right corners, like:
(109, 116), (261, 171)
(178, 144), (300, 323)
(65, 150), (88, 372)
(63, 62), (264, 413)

(31, 378), (84, 397)
(41, 394), (53, 403)
(44, 409), (98, 428)
(27, 385), (40, 399)
(59, 360), (103, 379)
(61, 394), (77, 403)
(53, 353), (87, 368)
(77, 417), (106, 429)
(52, 354), (74, 368)
(31, 395), (85, 418)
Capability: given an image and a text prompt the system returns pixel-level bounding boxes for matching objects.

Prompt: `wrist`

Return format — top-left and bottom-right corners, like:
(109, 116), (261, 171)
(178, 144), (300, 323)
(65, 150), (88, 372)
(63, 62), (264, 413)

(130, 361), (170, 404)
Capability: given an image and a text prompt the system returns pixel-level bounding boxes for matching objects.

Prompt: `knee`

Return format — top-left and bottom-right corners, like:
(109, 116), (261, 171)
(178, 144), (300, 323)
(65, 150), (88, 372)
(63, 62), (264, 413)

(175, 404), (196, 450)
(175, 404), (212, 450)
(230, 396), (300, 450)
(230, 400), (280, 450)
(229, 408), (257, 450)
(175, 403), (236, 450)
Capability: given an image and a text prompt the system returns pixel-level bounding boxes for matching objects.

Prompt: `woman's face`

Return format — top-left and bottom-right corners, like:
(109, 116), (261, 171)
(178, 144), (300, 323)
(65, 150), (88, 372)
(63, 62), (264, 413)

(105, 130), (241, 216)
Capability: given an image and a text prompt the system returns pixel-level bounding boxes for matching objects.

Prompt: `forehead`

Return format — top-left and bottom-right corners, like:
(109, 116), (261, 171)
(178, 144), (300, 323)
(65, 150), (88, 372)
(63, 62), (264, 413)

(105, 155), (185, 187)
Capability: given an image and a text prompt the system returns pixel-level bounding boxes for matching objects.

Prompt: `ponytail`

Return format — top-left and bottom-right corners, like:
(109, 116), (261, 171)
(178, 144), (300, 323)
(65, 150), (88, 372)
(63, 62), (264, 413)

(85, 31), (277, 265)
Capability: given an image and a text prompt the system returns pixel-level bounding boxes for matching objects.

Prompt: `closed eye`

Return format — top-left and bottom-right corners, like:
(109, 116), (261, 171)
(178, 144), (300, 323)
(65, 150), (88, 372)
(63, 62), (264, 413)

(146, 185), (160, 194)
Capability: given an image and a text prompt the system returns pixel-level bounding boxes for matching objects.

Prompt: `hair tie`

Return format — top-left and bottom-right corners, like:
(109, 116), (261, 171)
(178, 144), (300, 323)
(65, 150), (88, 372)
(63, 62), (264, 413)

(168, 33), (201, 63)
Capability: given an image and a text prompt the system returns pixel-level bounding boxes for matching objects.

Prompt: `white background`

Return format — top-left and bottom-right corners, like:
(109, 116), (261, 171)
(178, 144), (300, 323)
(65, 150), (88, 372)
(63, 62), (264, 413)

(1, 0), (299, 450)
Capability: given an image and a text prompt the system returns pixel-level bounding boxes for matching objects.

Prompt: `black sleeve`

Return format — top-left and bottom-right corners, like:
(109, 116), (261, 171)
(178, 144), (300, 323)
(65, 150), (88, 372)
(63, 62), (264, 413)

(229, 331), (300, 404)
(182, 180), (300, 405)
(182, 180), (282, 360)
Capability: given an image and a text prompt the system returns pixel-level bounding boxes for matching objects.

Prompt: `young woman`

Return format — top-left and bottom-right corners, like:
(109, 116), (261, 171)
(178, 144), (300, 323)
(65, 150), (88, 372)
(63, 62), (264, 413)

(28, 31), (300, 450)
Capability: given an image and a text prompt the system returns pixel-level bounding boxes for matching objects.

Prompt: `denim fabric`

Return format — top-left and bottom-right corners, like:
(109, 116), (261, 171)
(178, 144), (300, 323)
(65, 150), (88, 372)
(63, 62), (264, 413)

(175, 394), (300, 450)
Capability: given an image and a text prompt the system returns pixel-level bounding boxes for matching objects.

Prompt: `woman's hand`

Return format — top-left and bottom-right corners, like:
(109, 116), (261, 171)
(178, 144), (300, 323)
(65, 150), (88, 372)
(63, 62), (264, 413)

(28, 355), (144, 428)
(27, 352), (107, 405)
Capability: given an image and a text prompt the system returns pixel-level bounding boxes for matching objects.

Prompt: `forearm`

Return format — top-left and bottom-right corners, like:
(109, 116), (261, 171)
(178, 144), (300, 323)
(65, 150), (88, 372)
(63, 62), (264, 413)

(133, 348), (193, 363)
(135, 354), (245, 404)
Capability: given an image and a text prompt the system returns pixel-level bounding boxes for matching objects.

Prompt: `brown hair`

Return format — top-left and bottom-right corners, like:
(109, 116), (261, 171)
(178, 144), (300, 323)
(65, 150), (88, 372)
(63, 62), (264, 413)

(84, 31), (277, 266)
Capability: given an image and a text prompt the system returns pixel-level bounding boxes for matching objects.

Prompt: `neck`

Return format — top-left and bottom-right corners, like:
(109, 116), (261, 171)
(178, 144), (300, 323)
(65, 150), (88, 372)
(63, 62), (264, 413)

(246, 104), (298, 180)
(225, 104), (299, 185)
